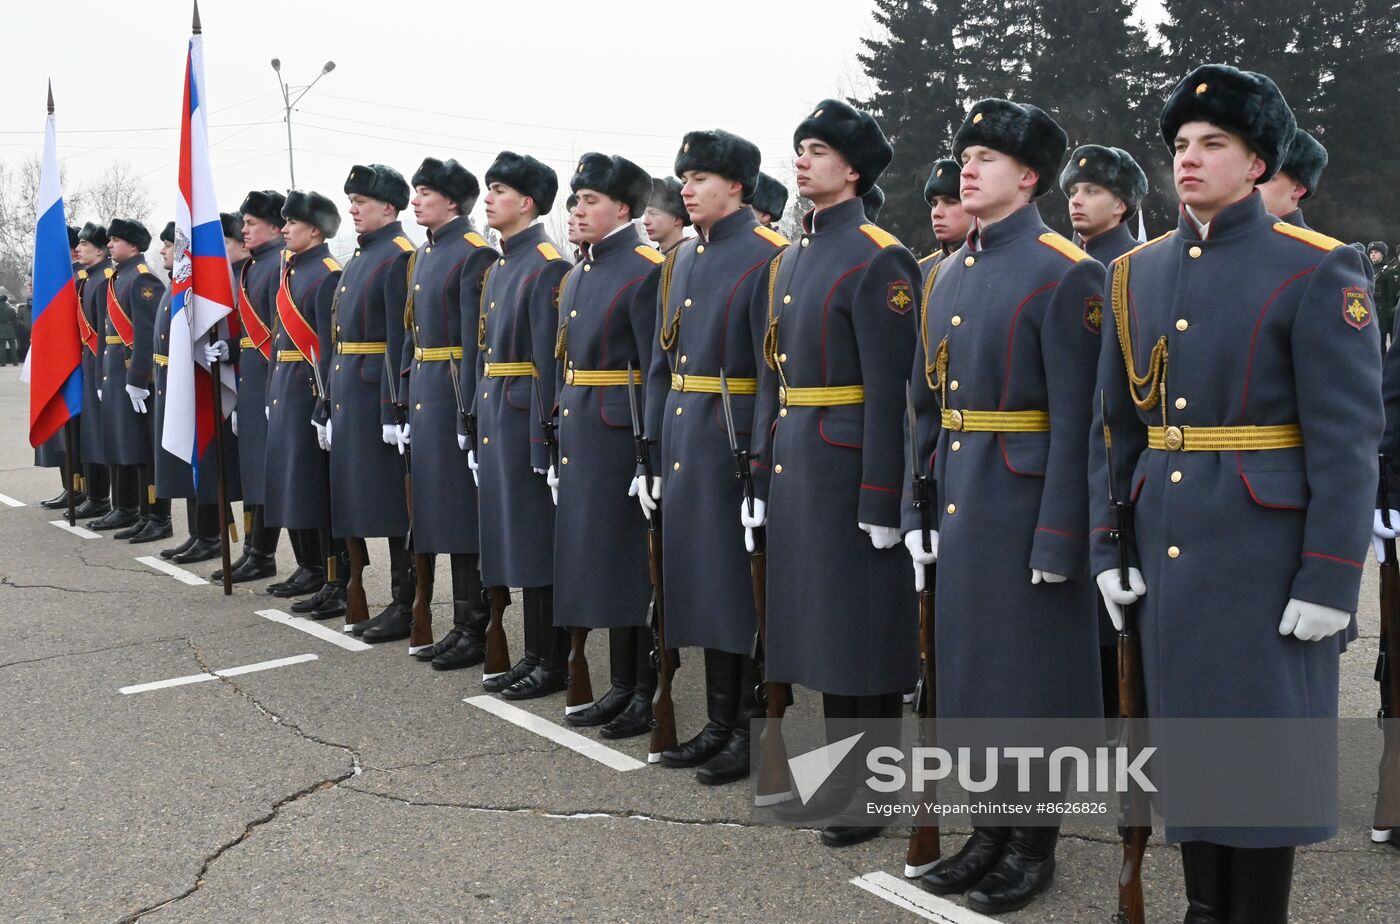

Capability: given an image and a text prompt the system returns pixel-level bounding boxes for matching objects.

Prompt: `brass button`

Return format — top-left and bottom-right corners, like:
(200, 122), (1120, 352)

(354, 249), (361, 256)
(779, 408), (788, 417)
(570, 310), (577, 318)
(1176, 319), (1188, 331)
(561, 456), (569, 464)
(499, 258), (506, 266)
(1188, 246), (1202, 259)
(340, 286), (347, 292)
(425, 246), (432, 253)
(1175, 397), (1187, 410)
(273, 399), (278, 405)
(946, 503), (956, 514)
(335, 403), (340, 411)
(415, 403), (422, 410)
(673, 461), (681, 470)
(964, 256), (975, 267)
(696, 245), (705, 254)
(490, 302), (496, 309)
(684, 298), (692, 307)
(335, 364), (340, 371)
(1168, 545), (1180, 559)
(562, 409), (569, 416)
(949, 380), (959, 391)
(951, 316), (961, 326)
(675, 407), (683, 416)
(800, 238), (810, 247)
(778, 353), (787, 363)
(583, 264), (592, 272)
(414, 284), (421, 291)
(783, 295), (792, 304)
(482, 437), (489, 445)
(1171, 470), (1182, 483)
(482, 392), (489, 399)
(680, 355), (688, 364)
(951, 440), (961, 451)
(488, 348), (494, 355)
(774, 464), (783, 474)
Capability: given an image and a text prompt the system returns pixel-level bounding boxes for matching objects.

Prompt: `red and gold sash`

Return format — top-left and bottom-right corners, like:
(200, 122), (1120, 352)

(106, 273), (135, 348)
(239, 262), (273, 359)
(76, 298), (99, 355)
(275, 261), (320, 363)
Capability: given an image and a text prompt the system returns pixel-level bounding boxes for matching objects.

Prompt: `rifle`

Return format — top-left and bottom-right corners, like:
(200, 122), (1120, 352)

(722, 371), (792, 806)
(905, 383), (940, 877)
(453, 353), (511, 679)
(627, 363), (677, 762)
(1102, 392), (1148, 924)
(1373, 455), (1400, 840)
(539, 375), (592, 712)
(384, 349), (433, 652)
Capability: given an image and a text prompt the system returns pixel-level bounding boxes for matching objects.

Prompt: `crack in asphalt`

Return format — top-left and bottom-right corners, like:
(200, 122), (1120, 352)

(367, 745), (555, 774)
(0, 574), (135, 595)
(0, 634), (190, 671)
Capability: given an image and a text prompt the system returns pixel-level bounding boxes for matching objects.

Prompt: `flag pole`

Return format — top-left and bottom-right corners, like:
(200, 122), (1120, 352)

(50, 81), (79, 527)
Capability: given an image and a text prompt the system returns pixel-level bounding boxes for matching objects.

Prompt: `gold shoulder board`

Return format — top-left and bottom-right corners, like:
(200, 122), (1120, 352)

(77, 269), (88, 280)
(323, 257), (342, 272)
(104, 267), (115, 278)
(753, 226), (789, 247)
(1272, 223), (1345, 252)
(392, 235), (414, 252)
(537, 241), (562, 261)
(465, 231), (489, 248)
(634, 245), (665, 265)
(858, 224), (900, 249)
(137, 263), (150, 273)
(1037, 233), (1090, 262)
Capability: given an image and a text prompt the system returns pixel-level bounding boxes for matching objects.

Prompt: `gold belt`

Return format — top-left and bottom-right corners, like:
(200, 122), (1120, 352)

(485, 361), (537, 377)
(153, 354), (168, 366)
(1147, 424), (1303, 452)
(941, 409), (1050, 433)
(277, 350), (307, 362)
(671, 373), (757, 394)
(336, 341), (386, 355)
(105, 335), (125, 345)
(778, 385), (864, 407)
(565, 368), (642, 387)
(239, 336), (256, 349)
(415, 346), (464, 361)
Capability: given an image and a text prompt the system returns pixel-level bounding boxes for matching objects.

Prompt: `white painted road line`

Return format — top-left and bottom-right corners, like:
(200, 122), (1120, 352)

(135, 555), (208, 585)
(0, 493), (25, 507)
(49, 519), (100, 539)
(850, 871), (998, 924)
(256, 608), (372, 652)
(465, 695), (647, 772)
(119, 653), (319, 695)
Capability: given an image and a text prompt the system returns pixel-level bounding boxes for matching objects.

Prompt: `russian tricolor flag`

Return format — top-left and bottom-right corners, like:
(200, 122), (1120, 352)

(27, 91), (83, 448)
(161, 27), (237, 480)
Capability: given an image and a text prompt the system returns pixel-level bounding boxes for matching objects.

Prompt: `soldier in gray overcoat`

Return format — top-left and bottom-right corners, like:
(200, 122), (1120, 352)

(73, 223), (113, 520)
(919, 158), (969, 280)
(640, 129), (786, 786)
(550, 153), (662, 739)
(1094, 65), (1381, 923)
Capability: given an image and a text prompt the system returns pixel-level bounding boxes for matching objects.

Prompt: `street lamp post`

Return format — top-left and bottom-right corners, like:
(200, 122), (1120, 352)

(271, 58), (336, 189)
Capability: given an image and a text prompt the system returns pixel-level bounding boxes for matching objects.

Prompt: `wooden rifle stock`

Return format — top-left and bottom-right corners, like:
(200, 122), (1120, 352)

(566, 627), (594, 710)
(1114, 514), (1149, 924)
(485, 586), (512, 677)
(409, 551), (434, 650)
(648, 524), (678, 761)
(905, 581), (940, 877)
(750, 540), (793, 805)
(344, 537), (371, 628)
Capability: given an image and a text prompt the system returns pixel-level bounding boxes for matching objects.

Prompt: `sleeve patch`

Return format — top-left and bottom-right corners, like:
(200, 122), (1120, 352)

(634, 245), (665, 265)
(1344, 286), (1373, 329)
(140, 285), (156, 300)
(1084, 295), (1104, 332)
(887, 280), (914, 315)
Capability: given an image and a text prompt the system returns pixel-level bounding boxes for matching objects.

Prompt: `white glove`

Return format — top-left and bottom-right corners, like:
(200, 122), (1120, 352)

(382, 424), (397, 446)
(125, 383), (149, 414)
(467, 449), (479, 487)
(1373, 509), (1400, 564)
(312, 419), (330, 452)
(458, 433), (469, 452)
(546, 464), (559, 505)
(1095, 567), (1146, 632)
(629, 474), (661, 519)
(860, 523), (900, 550)
(231, 410), (238, 435)
(1278, 598), (1351, 642)
(904, 529), (939, 592)
(740, 496), (767, 553)
(532, 467), (546, 475)
(394, 423), (410, 455)
(203, 341), (229, 363)
(1031, 569), (1068, 585)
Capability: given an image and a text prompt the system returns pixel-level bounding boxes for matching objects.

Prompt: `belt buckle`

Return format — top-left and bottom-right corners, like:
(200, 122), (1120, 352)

(948, 409), (963, 431)
(565, 368), (575, 385)
(674, 374), (684, 391)
(483, 361), (492, 376)
(1163, 425), (1184, 451)
(778, 385), (787, 406)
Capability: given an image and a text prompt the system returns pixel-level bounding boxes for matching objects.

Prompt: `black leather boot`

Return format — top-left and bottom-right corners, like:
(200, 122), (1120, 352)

(128, 512), (173, 543)
(1182, 841), (1231, 923)
(661, 649), (739, 768)
(89, 506), (138, 530)
(600, 628), (656, 739)
(357, 537), (413, 637)
(1228, 846), (1294, 924)
(697, 654), (761, 785)
(430, 554), (489, 669)
(113, 514), (148, 540)
(162, 501), (199, 558)
(228, 550), (275, 582)
(566, 627), (636, 728)
(270, 530), (324, 596)
(919, 827), (1010, 895)
(485, 587), (536, 690)
(41, 487), (76, 509)
(172, 537), (220, 563)
(965, 824), (1060, 914)
(74, 496), (112, 519)
(502, 587), (568, 698)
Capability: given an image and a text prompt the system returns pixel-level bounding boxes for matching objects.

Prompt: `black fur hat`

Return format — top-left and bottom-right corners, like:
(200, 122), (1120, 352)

(1279, 129), (1327, 200)
(1159, 64), (1296, 182)
(107, 218), (152, 252)
(862, 184), (885, 223)
(77, 222), (109, 249)
(413, 157), (481, 213)
(240, 190), (286, 228)
(570, 152), (652, 217)
(1370, 241), (1389, 259)
(648, 177), (690, 226)
(343, 163), (410, 210)
(922, 158), (961, 205)
(792, 99), (892, 195)
(67, 225), (80, 251)
(953, 99), (1068, 198)
(219, 212), (243, 241)
(281, 190), (341, 238)
(484, 151), (558, 214)
(748, 172), (788, 219)
(160, 221), (176, 244)
(565, 193), (578, 212)
(1059, 144), (1149, 214)
(674, 129), (762, 198)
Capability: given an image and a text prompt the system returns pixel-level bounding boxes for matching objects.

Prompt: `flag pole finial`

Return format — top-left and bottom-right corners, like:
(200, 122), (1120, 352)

(192, 0), (202, 34)
(46, 80), (54, 115)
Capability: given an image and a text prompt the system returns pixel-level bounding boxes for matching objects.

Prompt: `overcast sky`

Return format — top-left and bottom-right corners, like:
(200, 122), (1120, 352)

(1, 0), (1164, 254)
